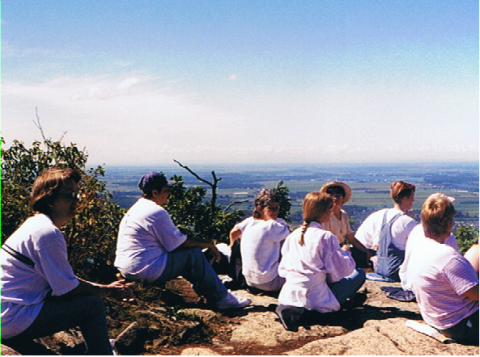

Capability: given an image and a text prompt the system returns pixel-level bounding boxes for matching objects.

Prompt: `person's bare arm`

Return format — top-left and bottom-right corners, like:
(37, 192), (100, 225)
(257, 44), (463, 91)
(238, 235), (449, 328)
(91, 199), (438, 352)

(178, 238), (221, 263)
(463, 284), (479, 301)
(66, 278), (135, 301)
(229, 226), (242, 247)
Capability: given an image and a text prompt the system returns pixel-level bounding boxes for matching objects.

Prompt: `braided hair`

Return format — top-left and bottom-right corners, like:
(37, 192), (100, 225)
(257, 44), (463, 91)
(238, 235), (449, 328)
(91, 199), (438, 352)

(298, 192), (333, 245)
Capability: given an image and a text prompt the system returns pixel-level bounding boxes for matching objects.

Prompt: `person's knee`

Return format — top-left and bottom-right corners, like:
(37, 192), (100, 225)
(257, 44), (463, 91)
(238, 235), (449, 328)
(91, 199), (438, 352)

(81, 295), (106, 317)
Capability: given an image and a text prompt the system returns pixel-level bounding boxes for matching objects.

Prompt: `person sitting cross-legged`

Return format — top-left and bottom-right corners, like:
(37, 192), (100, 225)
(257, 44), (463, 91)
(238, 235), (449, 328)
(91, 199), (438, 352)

(114, 171), (251, 310)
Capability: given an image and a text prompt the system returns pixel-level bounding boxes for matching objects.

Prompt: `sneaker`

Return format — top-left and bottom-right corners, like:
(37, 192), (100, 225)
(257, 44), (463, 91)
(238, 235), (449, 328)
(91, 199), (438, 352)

(216, 291), (252, 310)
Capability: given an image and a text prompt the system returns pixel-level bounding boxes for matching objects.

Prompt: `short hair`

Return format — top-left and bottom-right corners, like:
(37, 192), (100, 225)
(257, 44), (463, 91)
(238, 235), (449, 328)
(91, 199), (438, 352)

(138, 172), (175, 199)
(252, 189), (279, 218)
(390, 181), (416, 204)
(30, 168), (82, 214)
(299, 192), (333, 245)
(421, 193), (456, 239)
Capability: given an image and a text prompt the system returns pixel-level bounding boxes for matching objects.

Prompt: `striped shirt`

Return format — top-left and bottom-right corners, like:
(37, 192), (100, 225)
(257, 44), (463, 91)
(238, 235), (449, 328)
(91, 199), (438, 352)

(406, 234), (478, 330)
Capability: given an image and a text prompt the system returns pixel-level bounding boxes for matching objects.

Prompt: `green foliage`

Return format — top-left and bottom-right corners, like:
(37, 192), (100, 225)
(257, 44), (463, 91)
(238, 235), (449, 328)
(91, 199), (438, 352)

(1, 138), (124, 282)
(165, 175), (244, 244)
(273, 181), (291, 222)
(453, 225), (479, 255)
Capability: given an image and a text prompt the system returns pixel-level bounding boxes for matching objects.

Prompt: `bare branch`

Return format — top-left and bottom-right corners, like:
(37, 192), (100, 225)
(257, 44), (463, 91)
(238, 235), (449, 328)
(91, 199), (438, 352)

(224, 199), (249, 212)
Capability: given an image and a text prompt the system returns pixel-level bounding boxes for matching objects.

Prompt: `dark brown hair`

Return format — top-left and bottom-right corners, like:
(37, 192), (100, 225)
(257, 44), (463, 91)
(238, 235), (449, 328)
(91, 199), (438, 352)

(30, 168), (82, 214)
(252, 189), (279, 218)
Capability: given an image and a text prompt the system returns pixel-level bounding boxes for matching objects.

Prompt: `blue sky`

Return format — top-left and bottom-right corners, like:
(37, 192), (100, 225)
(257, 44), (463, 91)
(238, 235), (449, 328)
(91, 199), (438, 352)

(2, 0), (478, 166)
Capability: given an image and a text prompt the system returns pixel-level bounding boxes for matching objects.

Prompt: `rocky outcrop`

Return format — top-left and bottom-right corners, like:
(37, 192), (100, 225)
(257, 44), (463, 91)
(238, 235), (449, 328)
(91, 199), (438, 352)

(1, 279), (478, 355)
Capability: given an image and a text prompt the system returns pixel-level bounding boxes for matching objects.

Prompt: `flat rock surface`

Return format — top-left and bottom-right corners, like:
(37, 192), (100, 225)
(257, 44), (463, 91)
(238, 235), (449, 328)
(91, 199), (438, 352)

(1, 279), (478, 355)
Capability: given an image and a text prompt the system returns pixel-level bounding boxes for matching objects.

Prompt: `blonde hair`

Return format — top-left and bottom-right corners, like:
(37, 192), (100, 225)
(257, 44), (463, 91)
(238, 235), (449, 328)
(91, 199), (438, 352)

(421, 193), (456, 239)
(390, 181), (416, 204)
(298, 192), (333, 245)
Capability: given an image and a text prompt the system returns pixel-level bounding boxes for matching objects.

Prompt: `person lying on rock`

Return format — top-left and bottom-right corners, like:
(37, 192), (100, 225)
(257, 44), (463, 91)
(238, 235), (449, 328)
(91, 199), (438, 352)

(400, 193), (478, 345)
(354, 181), (416, 281)
(276, 192), (366, 331)
(1, 168), (135, 355)
(237, 189), (290, 294)
(114, 171), (251, 310)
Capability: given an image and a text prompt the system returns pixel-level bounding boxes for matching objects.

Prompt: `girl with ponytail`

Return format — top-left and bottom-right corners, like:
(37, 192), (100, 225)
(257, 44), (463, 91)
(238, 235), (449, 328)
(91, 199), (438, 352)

(276, 192), (366, 330)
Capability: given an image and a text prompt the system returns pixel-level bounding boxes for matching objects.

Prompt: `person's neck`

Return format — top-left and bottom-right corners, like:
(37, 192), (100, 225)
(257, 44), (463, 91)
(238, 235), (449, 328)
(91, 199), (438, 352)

(393, 202), (408, 213)
(48, 213), (69, 229)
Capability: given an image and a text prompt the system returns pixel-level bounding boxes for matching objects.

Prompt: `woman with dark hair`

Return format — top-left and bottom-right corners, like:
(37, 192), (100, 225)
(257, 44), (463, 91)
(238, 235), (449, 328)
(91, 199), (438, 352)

(115, 171), (251, 310)
(275, 192), (365, 330)
(401, 193), (478, 345)
(238, 189), (290, 293)
(1, 168), (134, 355)
(320, 181), (373, 267)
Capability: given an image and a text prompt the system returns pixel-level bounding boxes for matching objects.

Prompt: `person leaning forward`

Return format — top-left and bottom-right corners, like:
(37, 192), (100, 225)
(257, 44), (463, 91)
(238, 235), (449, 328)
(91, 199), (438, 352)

(0, 168), (135, 355)
(114, 171), (251, 310)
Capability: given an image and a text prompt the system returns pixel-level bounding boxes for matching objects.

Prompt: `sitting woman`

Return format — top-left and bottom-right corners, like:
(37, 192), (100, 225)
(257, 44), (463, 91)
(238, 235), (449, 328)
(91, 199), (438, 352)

(276, 192), (366, 329)
(239, 189), (290, 293)
(320, 181), (373, 268)
(1, 168), (135, 355)
(403, 193), (478, 345)
(114, 172), (251, 310)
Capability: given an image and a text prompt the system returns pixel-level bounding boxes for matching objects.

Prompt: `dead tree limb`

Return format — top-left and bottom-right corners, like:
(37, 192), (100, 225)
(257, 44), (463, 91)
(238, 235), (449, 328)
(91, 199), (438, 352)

(224, 199), (249, 212)
(173, 159), (222, 218)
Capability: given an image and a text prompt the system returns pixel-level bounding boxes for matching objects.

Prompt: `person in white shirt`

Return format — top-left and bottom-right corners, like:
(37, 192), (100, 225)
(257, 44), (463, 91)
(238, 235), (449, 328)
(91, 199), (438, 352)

(1, 168), (135, 355)
(276, 192), (366, 330)
(115, 172), (251, 310)
(239, 189), (290, 292)
(354, 181), (416, 281)
(402, 193), (478, 344)
(400, 223), (459, 292)
(227, 189), (290, 291)
(320, 181), (373, 268)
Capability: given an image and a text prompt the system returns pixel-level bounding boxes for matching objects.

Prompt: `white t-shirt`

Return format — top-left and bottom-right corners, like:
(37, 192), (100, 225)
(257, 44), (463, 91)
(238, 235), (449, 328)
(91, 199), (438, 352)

(240, 219), (290, 285)
(400, 230), (478, 330)
(323, 209), (353, 244)
(278, 222), (356, 313)
(355, 208), (416, 250)
(400, 224), (458, 291)
(0, 214), (80, 339)
(115, 198), (187, 282)
(236, 216), (288, 232)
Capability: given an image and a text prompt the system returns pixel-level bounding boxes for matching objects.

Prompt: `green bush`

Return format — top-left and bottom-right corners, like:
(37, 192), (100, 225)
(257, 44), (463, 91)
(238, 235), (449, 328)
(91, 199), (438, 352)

(1, 138), (124, 282)
(454, 225), (479, 255)
(165, 174), (244, 244)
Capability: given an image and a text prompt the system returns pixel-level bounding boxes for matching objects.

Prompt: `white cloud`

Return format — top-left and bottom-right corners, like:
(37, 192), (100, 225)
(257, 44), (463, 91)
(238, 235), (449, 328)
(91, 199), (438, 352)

(228, 74), (237, 81)
(2, 74), (478, 166)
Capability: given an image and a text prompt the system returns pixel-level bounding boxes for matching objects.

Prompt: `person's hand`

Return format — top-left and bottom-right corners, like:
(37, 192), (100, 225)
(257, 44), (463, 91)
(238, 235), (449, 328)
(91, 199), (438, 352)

(104, 280), (136, 302)
(207, 243), (222, 263)
(341, 244), (351, 252)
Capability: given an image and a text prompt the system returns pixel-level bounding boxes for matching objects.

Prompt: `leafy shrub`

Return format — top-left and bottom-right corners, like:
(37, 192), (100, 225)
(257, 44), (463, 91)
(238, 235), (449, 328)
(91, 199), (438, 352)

(165, 174), (244, 244)
(1, 137), (124, 282)
(454, 225), (479, 255)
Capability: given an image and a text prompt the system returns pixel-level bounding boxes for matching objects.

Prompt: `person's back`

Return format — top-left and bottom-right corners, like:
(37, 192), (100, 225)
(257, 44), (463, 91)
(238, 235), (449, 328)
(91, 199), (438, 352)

(407, 230), (478, 331)
(240, 219), (289, 288)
